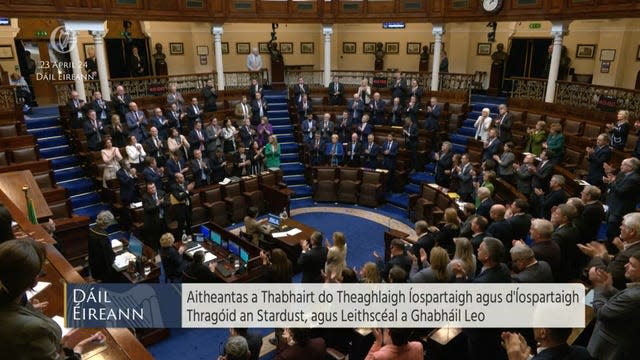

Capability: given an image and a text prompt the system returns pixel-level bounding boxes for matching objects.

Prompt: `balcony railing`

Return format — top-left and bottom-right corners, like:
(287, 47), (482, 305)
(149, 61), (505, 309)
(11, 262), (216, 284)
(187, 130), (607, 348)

(555, 80), (640, 118)
(509, 77), (547, 101)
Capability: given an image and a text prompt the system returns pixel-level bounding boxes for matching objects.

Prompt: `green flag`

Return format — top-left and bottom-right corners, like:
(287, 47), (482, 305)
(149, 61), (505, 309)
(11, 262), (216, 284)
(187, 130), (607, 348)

(26, 196), (37, 224)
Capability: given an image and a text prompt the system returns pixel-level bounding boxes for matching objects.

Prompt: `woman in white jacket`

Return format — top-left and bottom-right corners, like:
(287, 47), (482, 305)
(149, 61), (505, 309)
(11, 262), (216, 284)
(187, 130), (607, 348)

(474, 107), (493, 142)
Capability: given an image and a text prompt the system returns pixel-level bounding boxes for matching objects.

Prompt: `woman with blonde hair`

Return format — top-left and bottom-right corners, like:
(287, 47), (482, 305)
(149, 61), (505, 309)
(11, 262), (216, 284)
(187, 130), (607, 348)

(524, 120), (547, 155)
(358, 78), (372, 105)
(474, 108), (493, 142)
(101, 136), (122, 187)
(437, 207), (460, 256)
(159, 232), (187, 282)
(108, 114), (127, 147)
(448, 237), (477, 280)
(265, 134), (281, 169)
(167, 127), (190, 160)
(360, 262), (381, 283)
(325, 232), (348, 279)
(409, 246), (452, 283)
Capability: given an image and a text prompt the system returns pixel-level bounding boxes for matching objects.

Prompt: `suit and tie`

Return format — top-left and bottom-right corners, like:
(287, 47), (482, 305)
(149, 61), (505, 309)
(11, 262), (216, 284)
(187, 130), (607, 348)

(190, 157), (211, 188)
(166, 109), (183, 131)
(389, 103), (403, 125)
(116, 167), (138, 207)
(457, 162), (473, 201)
(248, 83), (263, 100)
(251, 99), (268, 125)
(390, 78), (407, 103)
(586, 145), (612, 187)
(188, 128), (207, 154)
(531, 160), (554, 192)
(405, 102), (419, 123)
(143, 136), (167, 167)
(186, 104), (202, 129)
(112, 93), (132, 119)
(508, 213), (532, 241)
(297, 100), (312, 122)
(551, 223), (581, 282)
(362, 141), (379, 169)
(425, 103), (441, 131)
(482, 138), (502, 162)
(143, 166), (164, 191)
(151, 115), (169, 140)
(170, 181), (193, 235)
(294, 83), (310, 103)
(319, 120), (335, 142)
(579, 201), (605, 243)
(297, 244), (327, 283)
(496, 112), (514, 143)
(348, 99), (365, 123)
(91, 99), (110, 124)
(142, 189), (168, 249)
(239, 125), (255, 148)
(382, 140), (399, 170)
(327, 81), (344, 105)
(355, 122), (372, 144)
(511, 260), (553, 283)
(68, 98), (86, 129)
(434, 151), (453, 187)
(125, 110), (148, 142)
(302, 119), (317, 144)
(345, 141), (362, 167)
(370, 98), (386, 125)
(308, 138), (325, 166)
(607, 171), (640, 238)
(83, 118), (104, 151)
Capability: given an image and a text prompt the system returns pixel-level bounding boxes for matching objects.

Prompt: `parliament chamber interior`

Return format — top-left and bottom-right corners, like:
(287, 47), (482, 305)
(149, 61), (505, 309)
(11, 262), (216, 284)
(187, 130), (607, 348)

(1, 1), (640, 359)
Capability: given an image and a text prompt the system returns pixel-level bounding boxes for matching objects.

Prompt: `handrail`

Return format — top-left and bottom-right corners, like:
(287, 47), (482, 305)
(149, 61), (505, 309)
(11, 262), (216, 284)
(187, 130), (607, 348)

(0, 85), (19, 112)
(508, 77), (547, 101)
(555, 80), (640, 118)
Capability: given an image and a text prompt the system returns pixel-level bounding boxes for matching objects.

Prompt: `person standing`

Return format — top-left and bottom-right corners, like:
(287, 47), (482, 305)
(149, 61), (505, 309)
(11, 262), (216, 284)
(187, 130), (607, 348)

(265, 135), (281, 169)
(202, 79), (218, 112)
(327, 75), (344, 106)
(246, 48), (263, 72)
(170, 173), (194, 236)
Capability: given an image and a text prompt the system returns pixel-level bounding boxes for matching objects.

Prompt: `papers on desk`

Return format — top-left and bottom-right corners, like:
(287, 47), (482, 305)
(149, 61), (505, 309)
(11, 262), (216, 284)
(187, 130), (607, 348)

(203, 252), (217, 263)
(130, 202), (142, 209)
(219, 178), (231, 185)
(113, 252), (136, 271)
(26, 281), (51, 300)
(52, 316), (72, 337)
(111, 239), (124, 253)
(272, 228), (302, 238)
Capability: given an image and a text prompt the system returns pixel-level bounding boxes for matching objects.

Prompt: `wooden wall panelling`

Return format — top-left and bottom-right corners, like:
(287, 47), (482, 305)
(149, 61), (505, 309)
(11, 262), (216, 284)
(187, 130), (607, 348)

(147, 0), (179, 11)
(367, 0), (395, 14)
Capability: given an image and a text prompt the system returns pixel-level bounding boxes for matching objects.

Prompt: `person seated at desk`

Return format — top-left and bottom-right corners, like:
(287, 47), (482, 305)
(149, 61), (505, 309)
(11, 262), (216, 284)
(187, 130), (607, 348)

(365, 328), (423, 360)
(159, 232), (188, 283)
(0, 239), (106, 359)
(244, 207), (271, 247)
(89, 210), (117, 282)
(182, 250), (218, 283)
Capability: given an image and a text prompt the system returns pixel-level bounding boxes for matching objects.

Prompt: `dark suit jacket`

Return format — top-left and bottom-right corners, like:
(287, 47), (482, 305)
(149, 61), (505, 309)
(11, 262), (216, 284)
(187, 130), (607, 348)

(297, 245), (328, 283)
(166, 110), (182, 130)
(307, 139), (326, 166)
(83, 118), (104, 151)
(301, 119), (317, 142)
(112, 93), (133, 118)
(91, 99), (110, 123)
(541, 189), (567, 219)
(116, 168), (137, 205)
(143, 137), (166, 165)
(590, 241), (640, 290)
(552, 224), (581, 281)
(248, 83), (263, 100)
(457, 163), (474, 197)
(190, 157), (211, 188)
(487, 219), (514, 251)
(202, 86), (218, 112)
(579, 201), (605, 242)
(143, 189), (168, 226)
(275, 337), (326, 360)
(388, 104), (404, 125)
(378, 252), (412, 281)
(425, 103), (441, 130)
(232, 152), (251, 177)
(143, 166), (164, 191)
(369, 99), (386, 124)
(185, 104), (203, 128)
(586, 145), (612, 186)
(251, 99), (268, 124)
(509, 213), (532, 241)
(404, 103), (419, 123)
(534, 344), (593, 360)
(211, 156), (227, 182)
(390, 79), (407, 101)
(470, 232), (487, 253)
(68, 98), (86, 128)
(297, 100), (313, 119)
(125, 110), (148, 141)
(188, 129), (207, 152)
(327, 81), (344, 105)
(482, 138), (502, 162)
(348, 99), (365, 121)
(166, 158), (186, 183)
(531, 160), (554, 192)
(473, 263), (512, 283)
(355, 122), (372, 143)
(160, 246), (186, 280)
(344, 141), (362, 167)
(531, 240), (561, 279)
(88, 226), (116, 282)
(512, 260), (554, 283)
(476, 198), (494, 219)
(382, 140), (399, 170)
(515, 166), (533, 196)
(496, 112), (514, 143)
(182, 262), (218, 283)
(362, 142), (379, 169)
(319, 120), (335, 141)
(607, 171), (640, 218)
(435, 151), (453, 187)
(587, 283), (640, 360)
(293, 83), (310, 102)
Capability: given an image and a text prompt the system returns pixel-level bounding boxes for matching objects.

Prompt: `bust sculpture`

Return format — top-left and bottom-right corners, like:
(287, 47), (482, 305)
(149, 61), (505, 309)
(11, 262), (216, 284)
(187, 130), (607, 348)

(153, 43), (168, 76)
(374, 42), (385, 71)
(491, 43), (507, 66)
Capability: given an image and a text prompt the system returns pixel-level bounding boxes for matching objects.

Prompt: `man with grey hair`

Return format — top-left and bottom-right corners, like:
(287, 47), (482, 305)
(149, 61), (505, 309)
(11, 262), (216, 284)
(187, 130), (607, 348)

(534, 174), (567, 219)
(89, 210), (116, 282)
(604, 157), (640, 241)
(527, 218), (561, 280)
(579, 185), (605, 243)
(551, 204), (581, 282)
(510, 244), (553, 283)
(219, 335), (250, 360)
(585, 133), (612, 188)
(246, 47), (262, 72)
(475, 187), (494, 219)
(495, 103), (513, 143)
(411, 220), (439, 268)
(514, 153), (535, 197)
(580, 212), (640, 290)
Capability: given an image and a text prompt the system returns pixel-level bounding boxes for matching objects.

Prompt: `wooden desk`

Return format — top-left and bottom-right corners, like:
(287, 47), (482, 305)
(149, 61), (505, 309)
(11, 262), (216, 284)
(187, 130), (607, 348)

(0, 190), (152, 360)
(116, 238), (161, 284)
(268, 218), (317, 267)
(0, 170), (52, 220)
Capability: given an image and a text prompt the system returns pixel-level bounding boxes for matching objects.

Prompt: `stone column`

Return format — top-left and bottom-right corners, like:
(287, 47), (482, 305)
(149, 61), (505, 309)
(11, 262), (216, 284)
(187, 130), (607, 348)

(430, 24), (444, 91)
(322, 25), (333, 87)
(67, 30), (86, 101)
(545, 22), (569, 103)
(90, 31), (110, 101)
(212, 25), (225, 90)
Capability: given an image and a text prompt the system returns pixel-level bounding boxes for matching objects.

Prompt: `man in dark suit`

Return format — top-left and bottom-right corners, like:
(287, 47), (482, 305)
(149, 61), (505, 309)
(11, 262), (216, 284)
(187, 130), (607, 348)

(327, 76), (344, 106)
(238, 119), (255, 149)
(495, 104), (513, 143)
(434, 142), (453, 187)
(202, 79), (218, 112)
(514, 154), (535, 198)
(344, 132), (362, 167)
(190, 149), (211, 188)
(248, 77), (262, 100)
(67, 90), (86, 129)
(336, 111), (352, 143)
(166, 151), (189, 185)
(510, 245), (553, 283)
(318, 113), (335, 143)
(251, 92), (268, 126)
(579, 185), (605, 243)
(411, 220), (440, 266)
(297, 94), (312, 123)
(297, 231), (327, 283)
(188, 121), (207, 155)
(210, 149), (228, 183)
(503, 328), (592, 360)
(149, 107), (169, 140)
(455, 154), (474, 202)
(112, 85), (132, 120)
(382, 133), (399, 171)
(452, 238), (511, 360)
(508, 199), (532, 241)
(530, 150), (554, 192)
(170, 172), (194, 236)
(232, 146), (251, 177)
(424, 97), (441, 132)
(185, 97), (203, 130)
(142, 157), (164, 191)
(90, 90), (110, 124)
(586, 134), (612, 188)
(144, 127), (167, 167)
(487, 204), (514, 252)
(587, 250), (640, 360)
(534, 174), (567, 220)
(308, 132), (325, 166)
(476, 187), (494, 220)
(293, 77), (309, 103)
(362, 134), (379, 169)
(404, 95), (419, 124)
(482, 128), (502, 163)
(347, 93), (365, 124)
(388, 97), (404, 126)
(83, 109), (104, 151)
(528, 218), (562, 280)
(604, 157), (640, 241)
(116, 159), (138, 209)
(301, 114), (317, 145)
(355, 114), (373, 145)
(375, 238), (412, 281)
(389, 72), (407, 105)
(142, 182), (168, 249)
(403, 116), (419, 172)
(125, 102), (148, 142)
(551, 204), (583, 282)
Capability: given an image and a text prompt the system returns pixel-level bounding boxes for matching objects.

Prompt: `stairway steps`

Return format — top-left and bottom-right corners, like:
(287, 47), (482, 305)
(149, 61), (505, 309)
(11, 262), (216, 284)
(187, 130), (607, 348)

(25, 116), (60, 129)
(289, 184), (313, 199)
(404, 183), (421, 194)
(61, 178), (97, 196)
(27, 126), (64, 138)
(268, 103), (288, 111)
(470, 95), (507, 104)
(37, 136), (69, 148)
(409, 172), (435, 185)
(449, 134), (468, 145)
(40, 145), (72, 159)
(280, 143), (299, 153)
(26, 105), (61, 117)
(50, 155), (80, 169)
(54, 166), (85, 182)
(280, 163), (305, 175)
(276, 134), (295, 143)
(452, 143), (467, 154)
(385, 193), (410, 210)
(458, 127), (476, 137)
(269, 118), (290, 126)
(281, 153), (299, 163)
(463, 119), (476, 127)
(70, 191), (101, 208)
(73, 203), (111, 221)
(283, 174), (306, 185)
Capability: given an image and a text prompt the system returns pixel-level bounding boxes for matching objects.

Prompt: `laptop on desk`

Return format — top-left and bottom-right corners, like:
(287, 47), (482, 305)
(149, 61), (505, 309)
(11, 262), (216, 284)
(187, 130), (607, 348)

(265, 214), (281, 232)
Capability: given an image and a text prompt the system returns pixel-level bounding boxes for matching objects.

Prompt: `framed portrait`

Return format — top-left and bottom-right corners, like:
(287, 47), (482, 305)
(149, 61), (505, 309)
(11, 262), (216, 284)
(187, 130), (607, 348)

(258, 42), (270, 54)
(363, 42), (376, 54)
(576, 44), (596, 59)
(83, 44), (95, 60)
(343, 42), (356, 54)
(196, 45), (209, 56)
(300, 42), (314, 54)
(476, 43), (492, 56)
(406, 42), (421, 55)
(199, 55), (207, 65)
(280, 42), (293, 54)
(385, 42), (399, 54)
(236, 42), (250, 55)
(221, 42), (229, 54)
(169, 42), (184, 55)
(429, 42), (445, 54)
(600, 49), (616, 62)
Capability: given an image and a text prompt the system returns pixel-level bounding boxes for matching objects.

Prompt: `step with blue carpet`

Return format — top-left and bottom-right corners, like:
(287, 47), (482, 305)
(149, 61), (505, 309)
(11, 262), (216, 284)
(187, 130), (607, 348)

(272, 125), (293, 134)
(425, 163), (435, 173)
(284, 174), (306, 185)
(409, 172), (435, 184)
(463, 119), (476, 127)
(25, 116), (60, 129)
(54, 166), (85, 182)
(37, 136), (69, 148)
(280, 143), (299, 153)
(61, 178), (97, 196)
(50, 155), (80, 169)
(404, 183), (421, 194)
(70, 192), (101, 209)
(281, 153), (299, 163)
(289, 184), (313, 198)
(449, 134), (468, 145)
(73, 203), (111, 221)
(268, 109), (290, 118)
(385, 193), (410, 210)
(269, 103), (288, 111)
(280, 163), (305, 176)
(269, 117), (290, 126)
(277, 134), (295, 143)
(458, 127), (476, 137)
(452, 143), (467, 154)
(27, 105), (61, 117)
(40, 145), (72, 159)
(27, 126), (64, 138)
